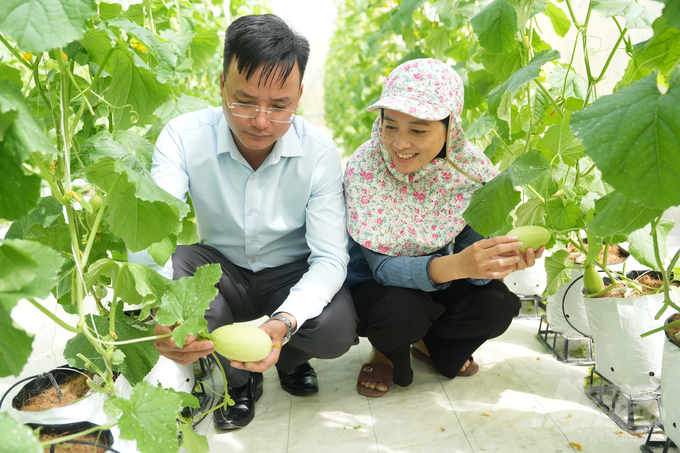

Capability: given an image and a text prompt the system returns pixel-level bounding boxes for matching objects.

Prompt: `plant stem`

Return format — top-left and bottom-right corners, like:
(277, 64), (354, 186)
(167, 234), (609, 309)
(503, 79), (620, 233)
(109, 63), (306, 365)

(31, 153), (65, 204)
(27, 298), (80, 333)
(31, 54), (52, 113)
(564, 0), (581, 28)
(40, 423), (116, 448)
(535, 80), (564, 118)
(97, 333), (173, 346)
(594, 19), (627, 84)
(0, 34), (34, 70)
(525, 184), (545, 203)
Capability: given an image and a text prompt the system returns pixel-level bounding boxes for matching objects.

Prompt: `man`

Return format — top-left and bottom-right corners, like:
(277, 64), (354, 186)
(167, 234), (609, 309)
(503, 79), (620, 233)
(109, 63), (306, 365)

(131, 14), (358, 430)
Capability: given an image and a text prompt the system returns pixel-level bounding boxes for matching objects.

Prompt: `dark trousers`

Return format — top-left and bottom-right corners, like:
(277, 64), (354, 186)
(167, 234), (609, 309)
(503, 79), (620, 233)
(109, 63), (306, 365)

(350, 279), (520, 386)
(172, 244), (359, 388)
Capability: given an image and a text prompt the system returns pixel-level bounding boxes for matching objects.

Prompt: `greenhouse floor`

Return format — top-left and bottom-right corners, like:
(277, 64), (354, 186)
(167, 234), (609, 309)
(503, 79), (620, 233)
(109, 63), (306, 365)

(2, 298), (678, 453)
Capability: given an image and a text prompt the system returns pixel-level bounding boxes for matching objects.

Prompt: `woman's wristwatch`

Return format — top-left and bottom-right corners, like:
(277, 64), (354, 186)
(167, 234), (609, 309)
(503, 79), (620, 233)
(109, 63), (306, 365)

(266, 313), (294, 345)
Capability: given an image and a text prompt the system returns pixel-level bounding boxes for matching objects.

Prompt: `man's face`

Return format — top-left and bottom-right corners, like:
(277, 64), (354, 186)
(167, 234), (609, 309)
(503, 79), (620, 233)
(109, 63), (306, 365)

(220, 60), (303, 157)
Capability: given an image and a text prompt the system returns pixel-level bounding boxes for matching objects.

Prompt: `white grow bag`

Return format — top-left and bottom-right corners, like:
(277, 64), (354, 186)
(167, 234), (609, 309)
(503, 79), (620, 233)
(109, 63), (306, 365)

(584, 292), (667, 396)
(661, 317), (680, 446)
(545, 268), (591, 336)
(6, 357), (194, 453)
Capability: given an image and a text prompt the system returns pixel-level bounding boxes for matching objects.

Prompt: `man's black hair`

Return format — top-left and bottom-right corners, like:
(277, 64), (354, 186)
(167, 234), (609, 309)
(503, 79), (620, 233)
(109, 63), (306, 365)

(223, 14), (310, 87)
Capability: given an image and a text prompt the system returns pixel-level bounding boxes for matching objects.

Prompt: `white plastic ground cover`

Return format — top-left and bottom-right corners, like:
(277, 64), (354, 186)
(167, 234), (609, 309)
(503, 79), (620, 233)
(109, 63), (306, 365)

(546, 268), (590, 336)
(584, 293), (667, 396)
(661, 328), (680, 446)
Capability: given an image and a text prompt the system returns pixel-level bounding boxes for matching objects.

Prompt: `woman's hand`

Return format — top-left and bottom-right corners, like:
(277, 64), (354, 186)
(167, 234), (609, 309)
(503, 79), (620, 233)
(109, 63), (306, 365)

(430, 236), (536, 283)
(505, 245), (546, 272)
(153, 323), (215, 366)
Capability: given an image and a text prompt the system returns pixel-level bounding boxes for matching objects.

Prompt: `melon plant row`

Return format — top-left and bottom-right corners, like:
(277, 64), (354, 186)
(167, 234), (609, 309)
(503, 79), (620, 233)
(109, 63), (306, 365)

(0, 1), (271, 452)
(326, 0), (680, 327)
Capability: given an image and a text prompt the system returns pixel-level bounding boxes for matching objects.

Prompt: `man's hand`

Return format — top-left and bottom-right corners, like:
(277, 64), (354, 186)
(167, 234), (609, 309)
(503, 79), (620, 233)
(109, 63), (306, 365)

(229, 313), (297, 373)
(153, 323), (215, 366)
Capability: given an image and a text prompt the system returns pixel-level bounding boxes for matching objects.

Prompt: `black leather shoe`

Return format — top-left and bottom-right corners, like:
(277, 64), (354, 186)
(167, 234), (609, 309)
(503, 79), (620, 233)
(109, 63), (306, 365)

(278, 362), (318, 397)
(213, 372), (263, 430)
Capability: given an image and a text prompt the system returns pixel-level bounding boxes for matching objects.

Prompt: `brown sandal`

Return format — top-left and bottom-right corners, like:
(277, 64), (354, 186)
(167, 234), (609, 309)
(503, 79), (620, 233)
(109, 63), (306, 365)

(356, 363), (393, 397)
(410, 347), (479, 377)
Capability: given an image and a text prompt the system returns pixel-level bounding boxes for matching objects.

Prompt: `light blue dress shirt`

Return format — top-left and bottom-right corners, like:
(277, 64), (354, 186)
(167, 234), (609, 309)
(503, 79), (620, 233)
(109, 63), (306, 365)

(129, 106), (349, 327)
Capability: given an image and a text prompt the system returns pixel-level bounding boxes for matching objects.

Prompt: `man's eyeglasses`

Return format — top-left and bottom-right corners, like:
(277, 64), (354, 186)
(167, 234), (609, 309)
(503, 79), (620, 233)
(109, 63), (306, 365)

(227, 102), (297, 123)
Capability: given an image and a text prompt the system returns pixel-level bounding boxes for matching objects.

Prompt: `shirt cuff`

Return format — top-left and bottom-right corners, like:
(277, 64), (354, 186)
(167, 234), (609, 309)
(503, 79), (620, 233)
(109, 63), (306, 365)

(418, 255), (451, 292)
(467, 278), (491, 286)
(273, 289), (327, 333)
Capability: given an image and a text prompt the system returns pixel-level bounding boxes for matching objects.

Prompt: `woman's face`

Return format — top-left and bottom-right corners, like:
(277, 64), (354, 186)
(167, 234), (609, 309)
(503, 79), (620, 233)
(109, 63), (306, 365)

(381, 109), (447, 174)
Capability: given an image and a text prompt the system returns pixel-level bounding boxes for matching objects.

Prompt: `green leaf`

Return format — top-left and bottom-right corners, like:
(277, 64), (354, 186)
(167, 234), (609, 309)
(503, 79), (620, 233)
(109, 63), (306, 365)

(470, 0), (519, 55)
(537, 113), (584, 166)
(508, 0), (545, 28)
(584, 232), (603, 267)
(570, 71), (680, 211)
(0, 412), (42, 453)
(0, 0), (96, 53)
(180, 423), (210, 453)
(77, 130), (154, 174)
(507, 149), (551, 186)
(0, 304), (34, 377)
(632, 17), (680, 75)
(587, 192), (663, 238)
(105, 381), (182, 453)
(85, 259), (172, 320)
(660, 0), (680, 31)
(64, 313), (159, 384)
(109, 18), (177, 83)
(0, 239), (64, 313)
(543, 249), (573, 297)
(428, 27), (451, 60)
(0, 63), (22, 88)
(515, 198), (546, 226)
(466, 111), (497, 140)
(5, 196), (64, 239)
(481, 48), (522, 83)
(153, 94), (212, 126)
(627, 220), (675, 270)
(592, 0), (655, 29)
(78, 27), (114, 65)
(463, 172), (521, 236)
(98, 1), (122, 21)
(103, 48), (171, 130)
(544, 1), (570, 37)
(546, 197), (584, 230)
(0, 241), (38, 292)
(156, 264), (221, 348)
(147, 233), (177, 267)
(85, 156), (188, 252)
(487, 50), (560, 114)
(548, 65), (587, 102)
(189, 25), (221, 73)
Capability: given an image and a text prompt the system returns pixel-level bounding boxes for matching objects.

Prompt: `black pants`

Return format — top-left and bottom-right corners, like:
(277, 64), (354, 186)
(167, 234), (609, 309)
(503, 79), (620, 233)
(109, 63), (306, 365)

(172, 244), (359, 388)
(350, 279), (520, 386)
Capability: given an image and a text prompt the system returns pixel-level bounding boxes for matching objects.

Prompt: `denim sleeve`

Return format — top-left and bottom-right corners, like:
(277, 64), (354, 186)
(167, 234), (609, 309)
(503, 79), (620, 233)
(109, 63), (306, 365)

(352, 239), (451, 292)
(453, 225), (492, 286)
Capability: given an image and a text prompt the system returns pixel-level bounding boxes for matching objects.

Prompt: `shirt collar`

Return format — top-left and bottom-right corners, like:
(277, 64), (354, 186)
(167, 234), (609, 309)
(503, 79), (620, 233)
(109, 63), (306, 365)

(216, 114), (304, 166)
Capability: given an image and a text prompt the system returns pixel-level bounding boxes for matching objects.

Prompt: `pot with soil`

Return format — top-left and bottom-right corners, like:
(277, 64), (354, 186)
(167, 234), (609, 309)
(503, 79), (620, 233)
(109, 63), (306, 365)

(27, 421), (117, 453)
(660, 313), (680, 446)
(2, 366), (109, 427)
(546, 242), (629, 337)
(584, 271), (674, 396)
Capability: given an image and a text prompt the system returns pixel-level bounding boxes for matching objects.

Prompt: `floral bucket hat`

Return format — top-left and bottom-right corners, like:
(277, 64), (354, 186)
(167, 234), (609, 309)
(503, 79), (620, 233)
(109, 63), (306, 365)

(344, 58), (497, 256)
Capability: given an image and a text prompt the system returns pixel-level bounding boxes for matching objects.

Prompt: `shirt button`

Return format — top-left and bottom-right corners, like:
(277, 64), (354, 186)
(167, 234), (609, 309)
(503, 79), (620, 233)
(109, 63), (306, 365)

(248, 240), (254, 245)
(248, 210), (253, 216)
(250, 175), (255, 181)
(250, 258), (256, 263)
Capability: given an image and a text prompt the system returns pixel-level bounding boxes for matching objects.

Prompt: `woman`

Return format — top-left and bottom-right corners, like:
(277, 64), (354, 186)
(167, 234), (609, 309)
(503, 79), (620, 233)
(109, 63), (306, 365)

(343, 58), (544, 397)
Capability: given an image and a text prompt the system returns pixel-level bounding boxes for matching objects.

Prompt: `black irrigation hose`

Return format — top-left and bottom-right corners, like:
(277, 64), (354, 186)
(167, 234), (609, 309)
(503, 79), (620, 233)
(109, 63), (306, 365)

(561, 274), (592, 338)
